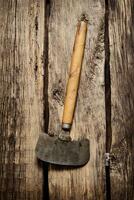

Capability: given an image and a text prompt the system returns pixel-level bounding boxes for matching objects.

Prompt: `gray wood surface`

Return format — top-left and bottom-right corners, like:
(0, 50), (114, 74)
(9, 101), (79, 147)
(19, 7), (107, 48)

(47, 0), (105, 199)
(109, 0), (134, 199)
(0, 0), (44, 199)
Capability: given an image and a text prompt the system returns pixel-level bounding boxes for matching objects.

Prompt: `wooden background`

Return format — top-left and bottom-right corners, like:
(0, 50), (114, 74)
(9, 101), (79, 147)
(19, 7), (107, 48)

(0, 0), (134, 200)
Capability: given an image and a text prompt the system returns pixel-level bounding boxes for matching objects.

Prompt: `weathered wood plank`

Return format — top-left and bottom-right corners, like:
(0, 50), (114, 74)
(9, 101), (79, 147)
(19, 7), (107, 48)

(0, 0), (45, 199)
(109, 0), (134, 199)
(48, 0), (105, 199)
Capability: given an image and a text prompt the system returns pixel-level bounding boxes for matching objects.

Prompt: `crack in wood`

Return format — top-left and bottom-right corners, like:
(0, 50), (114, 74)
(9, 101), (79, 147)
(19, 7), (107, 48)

(42, 1), (51, 200)
(104, 0), (112, 199)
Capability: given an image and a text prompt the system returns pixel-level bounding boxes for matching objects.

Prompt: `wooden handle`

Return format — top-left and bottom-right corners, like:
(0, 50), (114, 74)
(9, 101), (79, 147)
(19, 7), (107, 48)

(62, 19), (88, 130)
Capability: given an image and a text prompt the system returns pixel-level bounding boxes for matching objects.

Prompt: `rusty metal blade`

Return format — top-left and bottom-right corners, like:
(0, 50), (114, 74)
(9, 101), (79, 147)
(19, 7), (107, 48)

(35, 133), (89, 166)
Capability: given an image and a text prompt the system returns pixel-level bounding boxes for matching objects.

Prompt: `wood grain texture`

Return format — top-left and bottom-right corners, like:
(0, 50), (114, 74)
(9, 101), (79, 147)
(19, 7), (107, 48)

(109, 0), (134, 199)
(48, 0), (105, 199)
(0, 0), (44, 199)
